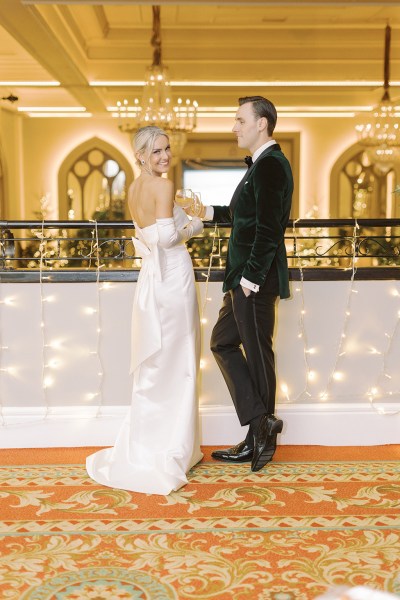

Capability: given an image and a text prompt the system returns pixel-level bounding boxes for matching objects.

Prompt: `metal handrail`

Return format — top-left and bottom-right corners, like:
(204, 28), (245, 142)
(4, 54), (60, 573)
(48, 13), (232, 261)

(2, 218), (400, 229)
(1, 219), (399, 274)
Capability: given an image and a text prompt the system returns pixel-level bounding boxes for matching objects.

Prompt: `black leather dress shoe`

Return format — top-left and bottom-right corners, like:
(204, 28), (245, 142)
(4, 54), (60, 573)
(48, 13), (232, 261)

(211, 440), (254, 463)
(251, 414), (283, 472)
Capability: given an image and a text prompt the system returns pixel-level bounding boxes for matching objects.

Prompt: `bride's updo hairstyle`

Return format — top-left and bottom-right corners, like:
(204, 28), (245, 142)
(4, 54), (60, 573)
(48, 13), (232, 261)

(133, 126), (169, 167)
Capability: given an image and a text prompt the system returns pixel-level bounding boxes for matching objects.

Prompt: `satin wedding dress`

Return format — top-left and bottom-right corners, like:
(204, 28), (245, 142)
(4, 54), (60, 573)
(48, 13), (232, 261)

(86, 205), (203, 495)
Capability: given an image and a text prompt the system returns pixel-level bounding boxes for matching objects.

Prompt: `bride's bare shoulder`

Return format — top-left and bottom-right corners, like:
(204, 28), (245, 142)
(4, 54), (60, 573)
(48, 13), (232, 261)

(152, 177), (173, 190)
(151, 177), (174, 199)
(129, 176), (173, 205)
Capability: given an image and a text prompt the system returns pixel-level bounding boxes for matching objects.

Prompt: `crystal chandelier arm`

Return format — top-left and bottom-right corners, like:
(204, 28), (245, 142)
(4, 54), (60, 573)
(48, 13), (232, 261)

(382, 24), (391, 102)
(151, 6), (162, 68)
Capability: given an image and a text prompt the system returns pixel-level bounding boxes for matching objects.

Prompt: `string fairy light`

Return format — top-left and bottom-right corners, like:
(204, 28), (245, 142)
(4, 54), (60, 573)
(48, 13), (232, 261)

(17, 213), (59, 424)
(366, 282), (400, 415)
(197, 222), (219, 377)
(286, 217), (400, 415)
(289, 218), (313, 401)
(0, 205), (67, 427)
(289, 218), (372, 404)
(0, 250), (8, 425)
(1, 214), (399, 432)
(29, 194), (59, 422)
(0, 217), (109, 428)
(39, 219), (52, 418)
(200, 223), (219, 322)
(88, 220), (106, 417)
(317, 220), (359, 401)
(190, 215), (400, 415)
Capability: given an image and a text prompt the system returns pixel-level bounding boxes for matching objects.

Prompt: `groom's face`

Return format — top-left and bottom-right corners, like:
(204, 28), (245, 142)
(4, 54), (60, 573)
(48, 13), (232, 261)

(232, 102), (264, 154)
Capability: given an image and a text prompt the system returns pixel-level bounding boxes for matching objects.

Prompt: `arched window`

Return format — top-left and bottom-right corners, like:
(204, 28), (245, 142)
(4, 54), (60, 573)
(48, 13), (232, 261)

(58, 137), (134, 220)
(330, 143), (400, 218)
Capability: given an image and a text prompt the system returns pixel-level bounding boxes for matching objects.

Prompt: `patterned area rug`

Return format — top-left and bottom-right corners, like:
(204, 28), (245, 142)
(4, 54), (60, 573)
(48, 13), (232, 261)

(0, 445), (400, 600)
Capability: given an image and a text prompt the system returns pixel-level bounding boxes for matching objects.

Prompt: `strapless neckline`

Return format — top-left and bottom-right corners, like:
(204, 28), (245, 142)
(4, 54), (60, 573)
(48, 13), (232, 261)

(134, 204), (188, 233)
(134, 221), (157, 232)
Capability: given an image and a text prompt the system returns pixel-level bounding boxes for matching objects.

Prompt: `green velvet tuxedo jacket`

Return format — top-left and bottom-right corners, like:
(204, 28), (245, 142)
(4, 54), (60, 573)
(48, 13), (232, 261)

(211, 144), (293, 298)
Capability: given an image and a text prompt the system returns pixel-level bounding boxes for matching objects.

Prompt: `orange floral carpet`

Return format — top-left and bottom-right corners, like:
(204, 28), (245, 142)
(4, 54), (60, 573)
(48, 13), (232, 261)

(0, 445), (400, 600)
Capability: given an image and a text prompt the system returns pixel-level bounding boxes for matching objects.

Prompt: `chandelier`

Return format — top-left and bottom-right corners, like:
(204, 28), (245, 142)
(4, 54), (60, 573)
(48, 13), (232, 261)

(116, 6), (198, 160)
(355, 25), (400, 172)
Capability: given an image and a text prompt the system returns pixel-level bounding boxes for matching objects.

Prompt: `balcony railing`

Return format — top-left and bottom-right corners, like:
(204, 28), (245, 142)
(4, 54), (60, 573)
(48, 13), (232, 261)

(0, 218), (399, 281)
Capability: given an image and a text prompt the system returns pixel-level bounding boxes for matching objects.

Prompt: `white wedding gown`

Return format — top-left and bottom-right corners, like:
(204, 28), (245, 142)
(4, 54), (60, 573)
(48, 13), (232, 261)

(86, 205), (203, 495)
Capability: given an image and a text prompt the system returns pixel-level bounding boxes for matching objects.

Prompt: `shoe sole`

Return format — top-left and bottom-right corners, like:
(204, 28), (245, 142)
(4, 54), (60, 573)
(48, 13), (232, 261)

(251, 435), (277, 471)
(251, 430), (280, 472)
(211, 454), (253, 463)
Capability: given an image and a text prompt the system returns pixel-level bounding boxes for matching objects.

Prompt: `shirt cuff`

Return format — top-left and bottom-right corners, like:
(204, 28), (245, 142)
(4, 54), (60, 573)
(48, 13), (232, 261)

(240, 277), (259, 293)
(204, 206), (214, 220)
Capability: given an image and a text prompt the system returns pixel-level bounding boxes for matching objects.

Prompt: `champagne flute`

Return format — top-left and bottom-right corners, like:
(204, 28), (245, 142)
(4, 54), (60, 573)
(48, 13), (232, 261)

(175, 188), (194, 208)
(191, 192), (203, 217)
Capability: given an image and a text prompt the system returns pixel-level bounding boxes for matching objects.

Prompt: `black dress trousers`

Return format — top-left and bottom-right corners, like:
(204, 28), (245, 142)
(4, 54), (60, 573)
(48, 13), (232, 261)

(210, 262), (279, 426)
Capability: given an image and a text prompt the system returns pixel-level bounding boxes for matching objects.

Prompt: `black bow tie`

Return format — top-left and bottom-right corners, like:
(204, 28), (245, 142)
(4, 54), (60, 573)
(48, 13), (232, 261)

(244, 155), (253, 168)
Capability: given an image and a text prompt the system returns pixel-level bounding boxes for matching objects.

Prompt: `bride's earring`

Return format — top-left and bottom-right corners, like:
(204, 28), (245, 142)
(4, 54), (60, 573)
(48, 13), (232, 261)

(141, 160), (145, 165)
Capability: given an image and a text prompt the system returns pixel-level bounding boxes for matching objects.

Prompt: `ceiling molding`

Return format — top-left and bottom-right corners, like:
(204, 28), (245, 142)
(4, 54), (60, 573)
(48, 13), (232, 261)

(20, 1), (400, 5)
(0, 0), (105, 111)
(6, 1), (400, 117)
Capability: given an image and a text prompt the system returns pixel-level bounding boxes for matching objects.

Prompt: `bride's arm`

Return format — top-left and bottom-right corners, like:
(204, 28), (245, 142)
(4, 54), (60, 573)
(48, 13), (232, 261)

(155, 179), (203, 248)
(157, 216), (204, 249)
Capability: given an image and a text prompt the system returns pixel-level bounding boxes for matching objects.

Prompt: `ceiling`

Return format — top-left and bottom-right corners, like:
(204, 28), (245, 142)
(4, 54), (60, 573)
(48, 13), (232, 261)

(1, 0), (400, 120)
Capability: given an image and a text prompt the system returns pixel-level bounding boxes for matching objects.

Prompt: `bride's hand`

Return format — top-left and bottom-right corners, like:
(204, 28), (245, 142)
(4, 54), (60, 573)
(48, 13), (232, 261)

(185, 205), (206, 218)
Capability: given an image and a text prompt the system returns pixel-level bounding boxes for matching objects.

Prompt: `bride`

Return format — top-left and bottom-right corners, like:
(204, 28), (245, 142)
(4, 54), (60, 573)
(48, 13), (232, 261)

(86, 126), (204, 495)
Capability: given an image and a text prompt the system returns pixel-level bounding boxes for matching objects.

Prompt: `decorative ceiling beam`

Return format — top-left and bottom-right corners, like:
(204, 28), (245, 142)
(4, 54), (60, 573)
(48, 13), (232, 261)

(0, 0), (105, 112)
(20, 0), (400, 6)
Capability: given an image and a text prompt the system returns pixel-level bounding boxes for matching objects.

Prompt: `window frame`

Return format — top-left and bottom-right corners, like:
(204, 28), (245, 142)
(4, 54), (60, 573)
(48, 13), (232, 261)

(172, 132), (300, 217)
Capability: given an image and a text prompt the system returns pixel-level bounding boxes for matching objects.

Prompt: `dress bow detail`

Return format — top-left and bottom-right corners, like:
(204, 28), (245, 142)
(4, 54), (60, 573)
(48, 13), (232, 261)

(130, 229), (163, 373)
(131, 233), (162, 283)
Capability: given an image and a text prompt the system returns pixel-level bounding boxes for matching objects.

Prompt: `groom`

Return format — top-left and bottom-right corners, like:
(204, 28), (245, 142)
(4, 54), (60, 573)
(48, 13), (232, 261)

(200, 96), (293, 472)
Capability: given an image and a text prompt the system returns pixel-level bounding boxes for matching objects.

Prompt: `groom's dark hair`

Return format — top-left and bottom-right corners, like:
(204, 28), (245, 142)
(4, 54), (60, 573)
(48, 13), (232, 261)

(238, 96), (277, 136)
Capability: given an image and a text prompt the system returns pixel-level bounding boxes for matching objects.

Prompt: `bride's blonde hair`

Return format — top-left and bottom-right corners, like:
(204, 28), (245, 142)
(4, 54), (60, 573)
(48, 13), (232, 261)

(133, 126), (169, 167)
